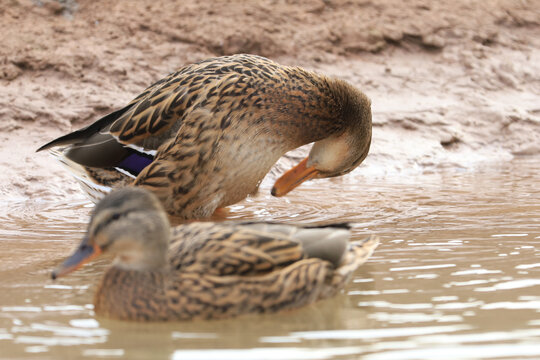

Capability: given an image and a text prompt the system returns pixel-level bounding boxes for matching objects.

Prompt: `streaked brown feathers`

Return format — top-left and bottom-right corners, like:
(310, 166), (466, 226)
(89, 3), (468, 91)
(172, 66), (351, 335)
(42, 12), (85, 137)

(38, 54), (372, 219)
(53, 188), (379, 321)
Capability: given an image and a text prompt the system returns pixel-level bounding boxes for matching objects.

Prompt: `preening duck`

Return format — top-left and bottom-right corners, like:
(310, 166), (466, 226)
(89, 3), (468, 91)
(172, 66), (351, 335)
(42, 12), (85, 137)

(38, 54), (372, 219)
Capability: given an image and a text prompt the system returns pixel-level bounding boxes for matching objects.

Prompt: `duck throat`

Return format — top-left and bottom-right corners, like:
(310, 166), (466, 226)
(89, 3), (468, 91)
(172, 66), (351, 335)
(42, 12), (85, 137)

(94, 267), (169, 321)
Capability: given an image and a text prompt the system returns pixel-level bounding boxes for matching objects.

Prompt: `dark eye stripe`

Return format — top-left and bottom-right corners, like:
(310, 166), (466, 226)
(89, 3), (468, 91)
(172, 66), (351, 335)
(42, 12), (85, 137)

(100, 238), (114, 252)
(92, 211), (127, 240)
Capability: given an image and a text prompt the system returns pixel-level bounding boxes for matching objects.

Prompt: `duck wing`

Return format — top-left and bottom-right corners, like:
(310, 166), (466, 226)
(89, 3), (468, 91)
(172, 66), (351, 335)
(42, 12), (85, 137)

(107, 70), (194, 144)
(165, 223), (377, 319)
(36, 66), (205, 170)
(168, 222), (352, 276)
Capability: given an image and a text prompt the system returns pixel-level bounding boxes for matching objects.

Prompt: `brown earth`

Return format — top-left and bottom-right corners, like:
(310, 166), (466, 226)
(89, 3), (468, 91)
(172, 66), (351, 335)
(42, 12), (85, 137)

(1, 0), (539, 200)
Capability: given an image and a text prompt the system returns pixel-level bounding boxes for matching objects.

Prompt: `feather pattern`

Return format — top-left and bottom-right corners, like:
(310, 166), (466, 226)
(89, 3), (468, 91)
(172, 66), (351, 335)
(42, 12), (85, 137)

(39, 54), (372, 219)
(52, 188), (379, 321)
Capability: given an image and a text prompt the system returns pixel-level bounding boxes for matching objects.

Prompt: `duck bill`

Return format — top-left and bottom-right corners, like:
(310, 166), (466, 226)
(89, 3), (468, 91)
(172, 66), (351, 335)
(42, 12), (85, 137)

(272, 157), (319, 197)
(51, 236), (102, 280)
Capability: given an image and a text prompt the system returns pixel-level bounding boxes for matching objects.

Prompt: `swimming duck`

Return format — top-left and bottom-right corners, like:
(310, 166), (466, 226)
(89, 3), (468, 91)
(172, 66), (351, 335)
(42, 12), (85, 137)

(51, 187), (378, 321)
(38, 54), (372, 219)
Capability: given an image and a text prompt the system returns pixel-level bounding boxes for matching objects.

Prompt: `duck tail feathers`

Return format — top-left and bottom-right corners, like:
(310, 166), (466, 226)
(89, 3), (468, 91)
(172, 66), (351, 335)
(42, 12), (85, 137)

(36, 105), (134, 152)
(49, 149), (113, 203)
(338, 235), (379, 277)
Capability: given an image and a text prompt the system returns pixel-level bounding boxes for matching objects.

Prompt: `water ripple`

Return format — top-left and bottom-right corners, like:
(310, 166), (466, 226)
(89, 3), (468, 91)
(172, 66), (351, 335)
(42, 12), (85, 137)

(0, 159), (539, 359)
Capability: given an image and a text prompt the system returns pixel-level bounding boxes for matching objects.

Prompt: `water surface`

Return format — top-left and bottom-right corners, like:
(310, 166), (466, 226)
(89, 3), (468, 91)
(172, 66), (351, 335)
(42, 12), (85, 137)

(1, 158), (539, 359)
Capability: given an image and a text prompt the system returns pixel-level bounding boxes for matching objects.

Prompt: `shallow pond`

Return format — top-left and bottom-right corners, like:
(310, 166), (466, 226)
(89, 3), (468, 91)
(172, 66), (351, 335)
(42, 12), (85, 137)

(0, 158), (539, 359)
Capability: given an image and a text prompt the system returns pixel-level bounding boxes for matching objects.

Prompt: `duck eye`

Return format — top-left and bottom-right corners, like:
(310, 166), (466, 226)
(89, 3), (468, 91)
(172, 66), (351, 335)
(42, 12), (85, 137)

(111, 213), (121, 221)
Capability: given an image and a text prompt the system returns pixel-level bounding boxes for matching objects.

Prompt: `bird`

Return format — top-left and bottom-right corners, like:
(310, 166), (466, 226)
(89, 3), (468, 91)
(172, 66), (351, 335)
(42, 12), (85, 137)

(37, 54), (372, 219)
(51, 187), (379, 322)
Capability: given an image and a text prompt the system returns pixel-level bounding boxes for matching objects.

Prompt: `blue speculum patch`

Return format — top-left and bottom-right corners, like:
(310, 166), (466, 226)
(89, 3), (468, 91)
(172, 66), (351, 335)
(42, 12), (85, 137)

(117, 151), (154, 175)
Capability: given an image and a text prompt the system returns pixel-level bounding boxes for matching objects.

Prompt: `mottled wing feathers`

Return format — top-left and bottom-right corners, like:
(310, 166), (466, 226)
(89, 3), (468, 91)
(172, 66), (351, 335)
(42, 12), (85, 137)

(168, 223), (305, 277)
(107, 54), (275, 145)
(109, 75), (191, 144)
(233, 222), (351, 267)
(38, 54), (280, 154)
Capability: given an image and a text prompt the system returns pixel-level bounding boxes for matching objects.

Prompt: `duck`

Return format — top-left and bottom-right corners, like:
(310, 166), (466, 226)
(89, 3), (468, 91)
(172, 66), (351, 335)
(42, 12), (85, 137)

(38, 54), (372, 219)
(51, 187), (379, 321)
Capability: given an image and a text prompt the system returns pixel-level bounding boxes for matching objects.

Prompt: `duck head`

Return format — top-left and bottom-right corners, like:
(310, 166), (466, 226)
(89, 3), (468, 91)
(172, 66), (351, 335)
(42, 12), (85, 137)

(272, 82), (372, 197)
(52, 187), (170, 279)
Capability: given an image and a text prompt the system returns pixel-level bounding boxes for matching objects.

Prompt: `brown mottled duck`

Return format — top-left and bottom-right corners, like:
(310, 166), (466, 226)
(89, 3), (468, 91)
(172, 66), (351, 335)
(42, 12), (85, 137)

(38, 54), (372, 219)
(51, 187), (379, 321)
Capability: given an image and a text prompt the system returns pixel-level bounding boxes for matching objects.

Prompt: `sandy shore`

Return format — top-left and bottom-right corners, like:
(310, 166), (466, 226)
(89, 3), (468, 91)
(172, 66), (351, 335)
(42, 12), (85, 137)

(1, 0), (539, 200)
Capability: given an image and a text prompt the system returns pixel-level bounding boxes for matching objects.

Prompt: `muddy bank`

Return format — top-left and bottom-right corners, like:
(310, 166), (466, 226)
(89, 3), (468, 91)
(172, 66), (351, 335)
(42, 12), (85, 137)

(1, 0), (539, 200)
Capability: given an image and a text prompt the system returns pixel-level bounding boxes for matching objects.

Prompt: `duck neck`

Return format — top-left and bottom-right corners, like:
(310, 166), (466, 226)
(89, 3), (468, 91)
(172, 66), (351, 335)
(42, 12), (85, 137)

(329, 78), (372, 145)
(269, 73), (367, 149)
(94, 267), (169, 321)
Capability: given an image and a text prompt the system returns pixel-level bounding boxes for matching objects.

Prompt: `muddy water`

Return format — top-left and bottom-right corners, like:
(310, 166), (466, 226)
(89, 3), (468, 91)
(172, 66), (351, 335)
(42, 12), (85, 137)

(1, 158), (539, 359)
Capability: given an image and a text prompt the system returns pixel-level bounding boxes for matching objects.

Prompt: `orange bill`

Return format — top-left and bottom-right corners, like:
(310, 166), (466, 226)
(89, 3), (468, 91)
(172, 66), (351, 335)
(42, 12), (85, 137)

(212, 207), (231, 219)
(51, 237), (102, 280)
(271, 157), (319, 197)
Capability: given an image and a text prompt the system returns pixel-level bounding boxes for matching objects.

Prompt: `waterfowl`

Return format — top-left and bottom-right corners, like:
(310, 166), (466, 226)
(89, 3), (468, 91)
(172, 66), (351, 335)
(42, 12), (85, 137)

(51, 187), (379, 321)
(38, 54), (372, 219)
